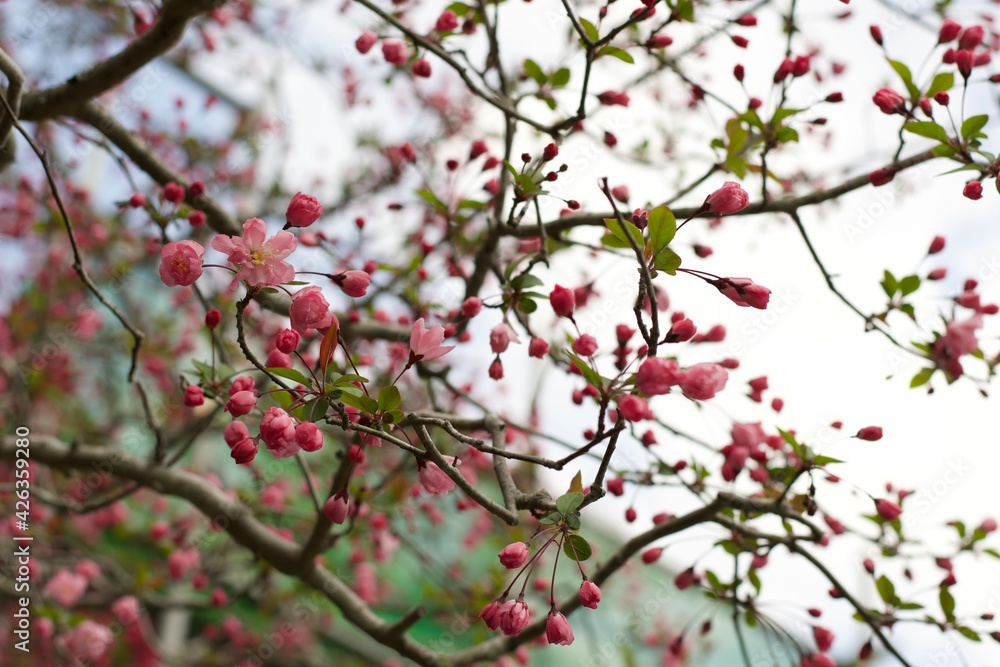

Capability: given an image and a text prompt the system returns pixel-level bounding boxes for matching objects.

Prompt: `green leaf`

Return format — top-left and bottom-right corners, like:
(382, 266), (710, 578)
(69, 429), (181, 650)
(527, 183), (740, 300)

(600, 232), (631, 249)
(556, 492), (585, 516)
(511, 273), (543, 290)
(940, 587), (956, 622)
(563, 534), (592, 561)
(932, 144), (957, 158)
(904, 121), (950, 144)
(415, 188), (447, 213)
(267, 367), (312, 387)
(900, 275), (921, 296)
(888, 59), (920, 100)
(882, 270), (899, 298)
(384, 409), (404, 425)
(569, 352), (603, 387)
(910, 367), (934, 388)
(647, 206), (676, 254)
(597, 45), (634, 63)
(961, 114), (989, 141)
(515, 173), (539, 196)
(579, 18), (599, 42)
(956, 626), (981, 642)
(551, 68), (571, 87)
(876, 574), (899, 606)
(539, 513), (562, 525)
(812, 455), (843, 466)
(309, 397), (330, 423)
(775, 126), (799, 144)
(605, 217), (643, 248)
(377, 385), (401, 412)
(652, 247), (682, 275)
(772, 108), (804, 125)
(926, 72), (954, 97)
(748, 568), (761, 594)
(523, 58), (546, 85)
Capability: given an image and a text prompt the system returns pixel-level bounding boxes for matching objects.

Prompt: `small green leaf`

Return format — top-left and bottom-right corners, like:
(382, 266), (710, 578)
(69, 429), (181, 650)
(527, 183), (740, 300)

(511, 274), (543, 290)
(267, 367), (312, 387)
(309, 398), (330, 423)
(605, 216), (643, 248)
(940, 587), (956, 622)
(579, 18), (599, 42)
(652, 247), (682, 275)
(556, 492), (585, 516)
(926, 72), (954, 97)
(551, 68), (571, 87)
(600, 232), (631, 249)
(563, 534), (592, 561)
(882, 270), (900, 298)
(910, 367), (934, 388)
(772, 108), (804, 124)
(775, 126), (799, 144)
(523, 58), (546, 85)
(539, 513), (562, 525)
(956, 626), (981, 642)
(647, 206), (677, 254)
(900, 275), (921, 296)
(377, 385), (401, 412)
(569, 352), (603, 387)
(812, 455), (843, 466)
(961, 114), (989, 141)
(415, 188), (447, 213)
(904, 121), (950, 144)
(876, 574), (899, 606)
(888, 59), (920, 99)
(597, 45), (634, 63)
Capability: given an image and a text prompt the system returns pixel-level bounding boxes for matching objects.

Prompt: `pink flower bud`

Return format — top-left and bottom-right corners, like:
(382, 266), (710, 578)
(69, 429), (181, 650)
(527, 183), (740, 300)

(618, 395), (651, 422)
(641, 547), (662, 564)
(959, 25), (984, 50)
(286, 192), (323, 227)
(205, 309), (221, 328)
(381, 39), (409, 65)
(184, 385), (204, 407)
(129, 192), (146, 208)
(435, 10), (459, 32)
(679, 363), (728, 400)
(323, 493), (350, 524)
(479, 599), (505, 629)
(938, 19), (961, 44)
(461, 297), (483, 318)
(162, 181), (185, 203)
(636, 357), (684, 396)
(856, 426), (883, 441)
(266, 348), (293, 368)
(572, 334), (598, 357)
(419, 461), (456, 495)
(223, 421), (250, 448)
(928, 236), (946, 254)
(498, 542), (529, 569)
(875, 498), (903, 522)
(868, 167), (896, 186)
(545, 610), (575, 645)
(489, 359), (504, 380)
(872, 88), (906, 115)
(500, 599), (531, 636)
(963, 181), (983, 200)
(579, 581), (601, 609)
(705, 181), (749, 214)
(295, 422), (324, 452)
(412, 59), (432, 77)
(335, 270), (371, 297)
(225, 390), (257, 417)
(356, 31), (378, 54)
(490, 323), (520, 353)
(275, 328), (301, 354)
(549, 284), (576, 318)
(714, 277), (770, 309)
(528, 337), (549, 358)
(260, 407), (300, 458)
(674, 567), (698, 590)
(869, 25), (883, 46)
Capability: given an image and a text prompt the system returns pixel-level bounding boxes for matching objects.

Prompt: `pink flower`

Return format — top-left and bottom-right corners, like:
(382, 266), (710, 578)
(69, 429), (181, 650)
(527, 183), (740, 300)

(436, 10), (459, 32)
(499, 599), (530, 636)
(334, 270), (370, 297)
(579, 581), (601, 609)
(714, 277), (770, 309)
(929, 235), (946, 254)
(490, 323), (520, 353)
(813, 626), (835, 652)
(545, 610), (575, 645)
(873, 87), (906, 114)
(549, 285), (576, 318)
(225, 390), (257, 417)
(412, 59), (432, 77)
(674, 567), (698, 590)
(461, 297), (482, 318)
(679, 363), (728, 400)
(479, 599), (504, 630)
(205, 309), (221, 328)
(295, 422), (324, 452)
(618, 395), (651, 422)
(419, 461), (456, 495)
(275, 328), (301, 354)
(289, 286), (335, 335)
(856, 426), (883, 441)
(933, 315), (982, 377)
(938, 19), (961, 44)
(323, 493), (350, 524)
(489, 359), (504, 380)
(65, 620), (113, 661)
(285, 192), (323, 227)
(184, 385), (204, 407)
(572, 334), (598, 357)
(229, 376), (256, 396)
(875, 498), (903, 522)
(800, 654), (836, 667)
(266, 348), (293, 368)
(705, 181), (749, 215)
(167, 548), (200, 580)
(641, 547), (662, 563)
(964, 181), (983, 200)
(212, 218), (296, 286)
(44, 569), (88, 607)
(159, 240), (205, 287)
(528, 337), (549, 358)
(162, 181), (185, 203)
(498, 542), (529, 569)
(260, 407), (300, 458)
(732, 422), (766, 448)
(355, 31), (377, 54)
(636, 357), (684, 395)
(111, 596), (141, 624)
(224, 421), (250, 447)
(231, 439), (257, 464)
(381, 39), (409, 65)
(409, 318), (454, 362)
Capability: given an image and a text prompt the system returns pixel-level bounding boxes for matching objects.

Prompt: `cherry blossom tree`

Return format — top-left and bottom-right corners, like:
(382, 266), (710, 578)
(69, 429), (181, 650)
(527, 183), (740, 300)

(1, 0), (999, 665)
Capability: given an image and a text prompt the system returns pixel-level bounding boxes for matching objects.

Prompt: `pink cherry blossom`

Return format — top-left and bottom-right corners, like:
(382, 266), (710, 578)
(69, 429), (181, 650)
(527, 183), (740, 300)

(490, 322), (520, 353)
(418, 460), (457, 495)
(334, 270), (371, 297)
(409, 318), (454, 362)
(323, 492), (350, 524)
(545, 610), (575, 645)
(499, 599), (530, 636)
(44, 569), (88, 607)
(679, 363), (728, 400)
(289, 286), (335, 335)
(498, 542), (529, 569)
(579, 581), (601, 609)
(705, 181), (749, 215)
(285, 192), (323, 227)
(65, 620), (113, 661)
(636, 357), (684, 395)
(159, 240), (204, 287)
(211, 217), (296, 286)
(260, 407), (300, 458)
(714, 277), (770, 309)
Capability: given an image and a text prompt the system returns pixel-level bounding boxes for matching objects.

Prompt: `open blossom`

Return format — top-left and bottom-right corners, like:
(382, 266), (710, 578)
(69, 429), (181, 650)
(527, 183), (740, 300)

(212, 218), (296, 286)
(714, 277), (770, 309)
(545, 610), (575, 645)
(285, 192), (323, 227)
(111, 596), (141, 624)
(159, 240), (204, 287)
(418, 460), (456, 495)
(636, 357), (684, 395)
(44, 569), (88, 607)
(290, 286), (335, 335)
(409, 318), (454, 362)
(705, 181), (749, 215)
(933, 315), (982, 377)
(66, 621), (114, 661)
(679, 363), (728, 400)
